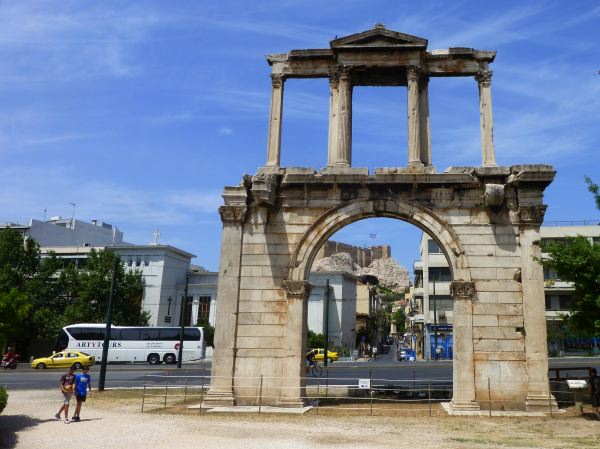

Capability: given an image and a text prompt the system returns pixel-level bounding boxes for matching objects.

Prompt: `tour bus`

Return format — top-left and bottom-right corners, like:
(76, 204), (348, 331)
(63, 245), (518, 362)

(55, 323), (205, 365)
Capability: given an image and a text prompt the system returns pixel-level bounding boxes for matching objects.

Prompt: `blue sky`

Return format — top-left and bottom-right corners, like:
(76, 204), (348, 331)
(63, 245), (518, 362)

(0, 1), (599, 273)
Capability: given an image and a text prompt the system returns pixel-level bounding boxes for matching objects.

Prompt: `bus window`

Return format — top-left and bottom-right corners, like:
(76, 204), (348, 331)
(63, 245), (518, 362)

(141, 328), (160, 340)
(184, 328), (201, 341)
(159, 328), (180, 341)
(54, 330), (69, 351)
(120, 329), (141, 340)
(110, 328), (121, 340)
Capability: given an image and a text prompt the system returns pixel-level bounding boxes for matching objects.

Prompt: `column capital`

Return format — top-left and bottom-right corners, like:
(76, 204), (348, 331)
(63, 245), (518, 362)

(517, 203), (547, 226)
(218, 205), (247, 224)
(407, 65), (420, 82)
(270, 73), (285, 87)
(475, 70), (493, 87)
(329, 71), (340, 87)
(282, 280), (312, 300)
(337, 65), (353, 81)
(449, 281), (476, 300)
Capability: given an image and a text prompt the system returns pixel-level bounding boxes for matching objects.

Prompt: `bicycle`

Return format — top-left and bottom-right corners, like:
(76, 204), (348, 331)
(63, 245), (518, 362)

(306, 361), (322, 377)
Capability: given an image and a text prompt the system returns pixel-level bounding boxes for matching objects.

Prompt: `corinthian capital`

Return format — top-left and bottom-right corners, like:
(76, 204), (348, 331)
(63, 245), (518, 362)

(475, 70), (493, 87)
(282, 280), (312, 300)
(270, 73), (285, 87)
(406, 65), (420, 82)
(218, 205), (247, 224)
(450, 281), (476, 300)
(329, 71), (340, 88)
(337, 65), (353, 81)
(517, 203), (547, 226)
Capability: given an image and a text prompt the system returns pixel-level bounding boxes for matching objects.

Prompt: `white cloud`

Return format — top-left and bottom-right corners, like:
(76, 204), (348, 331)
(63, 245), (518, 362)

(218, 127), (233, 135)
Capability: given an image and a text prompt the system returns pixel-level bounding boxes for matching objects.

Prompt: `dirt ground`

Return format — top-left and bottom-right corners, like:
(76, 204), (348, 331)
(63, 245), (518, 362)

(1, 389), (599, 449)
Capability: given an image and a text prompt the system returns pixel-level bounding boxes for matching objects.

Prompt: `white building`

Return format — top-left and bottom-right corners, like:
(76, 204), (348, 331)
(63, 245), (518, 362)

(307, 271), (358, 348)
(410, 224), (600, 359)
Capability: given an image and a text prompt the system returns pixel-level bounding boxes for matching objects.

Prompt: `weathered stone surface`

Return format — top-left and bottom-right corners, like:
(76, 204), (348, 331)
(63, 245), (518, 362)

(208, 27), (556, 412)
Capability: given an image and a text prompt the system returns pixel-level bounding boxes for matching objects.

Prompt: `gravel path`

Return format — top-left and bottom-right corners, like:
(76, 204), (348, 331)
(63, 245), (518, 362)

(1, 390), (599, 449)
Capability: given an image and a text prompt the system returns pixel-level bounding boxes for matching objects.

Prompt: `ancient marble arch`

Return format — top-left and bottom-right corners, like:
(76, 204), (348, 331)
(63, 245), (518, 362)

(204, 25), (557, 412)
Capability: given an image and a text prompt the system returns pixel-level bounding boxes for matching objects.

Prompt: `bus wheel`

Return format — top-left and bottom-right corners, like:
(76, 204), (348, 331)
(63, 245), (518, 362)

(147, 353), (160, 365)
(163, 353), (176, 364)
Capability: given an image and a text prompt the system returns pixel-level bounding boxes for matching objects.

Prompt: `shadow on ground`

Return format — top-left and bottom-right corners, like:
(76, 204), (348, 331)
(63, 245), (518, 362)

(0, 415), (55, 448)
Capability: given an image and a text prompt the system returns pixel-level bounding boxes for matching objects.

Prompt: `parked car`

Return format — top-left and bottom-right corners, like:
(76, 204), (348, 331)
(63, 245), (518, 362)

(31, 351), (95, 369)
(313, 348), (339, 363)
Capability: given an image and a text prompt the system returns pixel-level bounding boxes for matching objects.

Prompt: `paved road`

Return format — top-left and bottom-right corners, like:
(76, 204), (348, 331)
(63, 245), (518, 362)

(1, 352), (598, 390)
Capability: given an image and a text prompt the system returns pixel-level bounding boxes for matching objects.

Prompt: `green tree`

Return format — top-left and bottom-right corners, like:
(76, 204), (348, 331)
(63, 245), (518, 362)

(68, 249), (149, 326)
(196, 318), (215, 347)
(392, 309), (406, 335)
(307, 330), (324, 349)
(542, 237), (600, 334)
(585, 176), (600, 210)
(540, 177), (600, 335)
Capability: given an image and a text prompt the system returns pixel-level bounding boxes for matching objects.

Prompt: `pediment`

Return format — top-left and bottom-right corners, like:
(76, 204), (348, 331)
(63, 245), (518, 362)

(330, 26), (427, 50)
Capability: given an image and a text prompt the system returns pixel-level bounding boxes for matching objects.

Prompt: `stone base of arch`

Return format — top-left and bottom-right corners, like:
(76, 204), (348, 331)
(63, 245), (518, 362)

(206, 165), (556, 412)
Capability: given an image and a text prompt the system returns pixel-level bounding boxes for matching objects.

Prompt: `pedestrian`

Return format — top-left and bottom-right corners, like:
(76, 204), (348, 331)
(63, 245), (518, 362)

(372, 345), (378, 360)
(55, 365), (76, 423)
(73, 366), (92, 422)
(590, 368), (600, 417)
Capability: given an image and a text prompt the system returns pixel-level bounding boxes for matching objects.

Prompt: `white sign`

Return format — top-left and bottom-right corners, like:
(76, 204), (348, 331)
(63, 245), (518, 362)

(567, 379), (588, 389)
(358, 379), (371, 389)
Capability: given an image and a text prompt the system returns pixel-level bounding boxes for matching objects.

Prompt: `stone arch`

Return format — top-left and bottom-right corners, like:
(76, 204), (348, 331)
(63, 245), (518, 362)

(289, 197), (471, 284)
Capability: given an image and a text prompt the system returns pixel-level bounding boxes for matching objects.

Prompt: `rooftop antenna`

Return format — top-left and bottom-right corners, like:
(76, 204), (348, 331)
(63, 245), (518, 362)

(69, 202), (76, 229)
(152, 228), (160, 245)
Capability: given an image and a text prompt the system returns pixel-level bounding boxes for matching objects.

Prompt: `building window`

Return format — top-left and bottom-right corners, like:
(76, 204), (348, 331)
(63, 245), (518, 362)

(545, 295), (552, 310)
(127, 260), (133, 267)
(558, 295), (570, 311)
(429, 295), (452, 312)
(428, 239), (443, 254)
(135, 258), (141, 267)
(197, 296), (211, 322)
(429, 267), (452, 282)
(144, 260), (150, 266)
(543, 266), (559, 281)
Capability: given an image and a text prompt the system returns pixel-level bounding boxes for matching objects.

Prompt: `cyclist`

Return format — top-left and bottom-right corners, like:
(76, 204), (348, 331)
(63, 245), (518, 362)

(305, 348), (318, 374)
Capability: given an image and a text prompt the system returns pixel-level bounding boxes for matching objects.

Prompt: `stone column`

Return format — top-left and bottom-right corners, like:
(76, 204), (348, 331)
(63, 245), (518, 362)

(449, 281), (480, 411)
(266, 74), (285, 167)
(475, 70), (497, 167)
(327, 72), (340, 166)
(518, 204), (558, 411)
(419, 74), (431, 165)
(203, 205), (247, 407)
(279, 280), (312, 407)
(335, 66), (353, 167)
(407, 66), (422, 167)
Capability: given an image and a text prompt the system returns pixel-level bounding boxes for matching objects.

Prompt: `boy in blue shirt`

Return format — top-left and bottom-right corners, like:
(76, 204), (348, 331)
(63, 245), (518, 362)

(73, 366), (92, 422)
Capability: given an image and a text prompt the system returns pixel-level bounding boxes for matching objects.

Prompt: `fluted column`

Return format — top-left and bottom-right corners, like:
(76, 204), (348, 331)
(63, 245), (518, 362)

(203, 205), (247, 407)
(266, 74), (285, 167)
(419, 74), (431, 165)
(475, 70), (497, 167)
(407, 66), (422, 166)
(327, 73), (340, 166)
(335, 66), (353, 167)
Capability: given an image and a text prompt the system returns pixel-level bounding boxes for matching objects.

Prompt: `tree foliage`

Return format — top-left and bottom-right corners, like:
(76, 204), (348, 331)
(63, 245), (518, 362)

(196, 318), (215, 347)
(0, 228), (148, 348)
(585, 176), (600, 211)
(392, 309), (406, 335)
(307, 330), (324, 349)
(543, 236), (600, 334)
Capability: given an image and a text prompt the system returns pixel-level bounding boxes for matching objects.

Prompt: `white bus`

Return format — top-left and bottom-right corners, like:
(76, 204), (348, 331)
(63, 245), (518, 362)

(55, 323), (205, 365)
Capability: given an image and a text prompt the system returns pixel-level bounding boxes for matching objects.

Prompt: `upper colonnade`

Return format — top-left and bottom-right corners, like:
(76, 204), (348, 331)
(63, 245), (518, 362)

(264, 24), (497, 171)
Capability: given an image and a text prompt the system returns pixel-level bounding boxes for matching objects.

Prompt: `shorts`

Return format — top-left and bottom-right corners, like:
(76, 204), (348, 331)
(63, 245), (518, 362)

(62, 392), (72, 405)
(76, 394), (87, 403)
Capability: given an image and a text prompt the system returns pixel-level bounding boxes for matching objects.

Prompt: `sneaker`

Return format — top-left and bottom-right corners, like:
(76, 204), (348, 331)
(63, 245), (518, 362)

(55, 413), (61, 420)
(64, 418), (70, 424)
(73, 416), (80, 422)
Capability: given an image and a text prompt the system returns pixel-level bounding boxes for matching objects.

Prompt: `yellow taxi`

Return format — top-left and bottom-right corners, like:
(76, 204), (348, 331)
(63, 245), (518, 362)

(313, 348), (339, 363)
(31, 351), (95, 369)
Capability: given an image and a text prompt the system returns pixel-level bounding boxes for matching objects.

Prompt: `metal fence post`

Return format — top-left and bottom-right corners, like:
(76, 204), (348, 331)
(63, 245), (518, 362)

(413, 368), (416, 400)
(316, 374), (320, 415)
(184, 369), (189, 403)
(369, 369), (373, 416)
(548, 381), (553, 418)
(325, 367), (329, 398)
(164, 372), (169, 408)
(141, 373), (147, 413)
(488, 377), (491, 417)
(428, 380), (432, 417)
(199, 377), (204, 415)
(258, 375), (263, 413)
